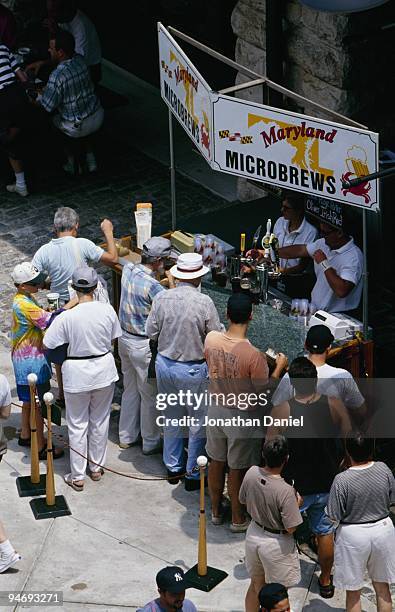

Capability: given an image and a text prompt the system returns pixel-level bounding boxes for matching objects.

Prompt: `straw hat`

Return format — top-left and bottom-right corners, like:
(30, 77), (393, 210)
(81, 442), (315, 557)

(170, 253), (210, 280)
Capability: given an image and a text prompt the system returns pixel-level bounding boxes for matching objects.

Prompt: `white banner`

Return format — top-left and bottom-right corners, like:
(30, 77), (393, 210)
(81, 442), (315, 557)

(212, 95), (380, 211)
(158, 23), (213, 163)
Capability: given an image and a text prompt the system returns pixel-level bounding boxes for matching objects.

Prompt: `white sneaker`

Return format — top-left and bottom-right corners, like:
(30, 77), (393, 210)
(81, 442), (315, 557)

(0, 550), (21, 573)
(6, 183), (28, 197)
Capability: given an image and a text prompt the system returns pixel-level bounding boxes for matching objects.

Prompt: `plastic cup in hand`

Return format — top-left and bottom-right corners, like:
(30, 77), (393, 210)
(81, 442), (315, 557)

(47, 292), (60, 311)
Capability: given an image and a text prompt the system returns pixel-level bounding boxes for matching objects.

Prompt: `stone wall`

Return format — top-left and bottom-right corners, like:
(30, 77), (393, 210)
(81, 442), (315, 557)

(230, 0), (395, 199)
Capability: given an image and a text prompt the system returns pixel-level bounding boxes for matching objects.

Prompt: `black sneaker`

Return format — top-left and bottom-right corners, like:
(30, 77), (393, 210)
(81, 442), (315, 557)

(167, 469), (184, 485)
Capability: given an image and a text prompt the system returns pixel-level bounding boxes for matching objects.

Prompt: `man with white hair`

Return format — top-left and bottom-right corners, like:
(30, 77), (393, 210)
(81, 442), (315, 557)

(146, 252), (221, 491)
(44, 267), (121, 491)
(118, 237), (175, 455)
(32, 206), (117, 305)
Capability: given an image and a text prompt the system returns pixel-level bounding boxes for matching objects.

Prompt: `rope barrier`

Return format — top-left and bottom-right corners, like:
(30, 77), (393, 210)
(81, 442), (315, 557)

(11, 401), (197, 482)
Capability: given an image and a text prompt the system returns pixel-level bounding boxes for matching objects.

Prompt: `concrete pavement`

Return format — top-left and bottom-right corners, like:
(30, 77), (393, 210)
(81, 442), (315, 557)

(0, 350), (379, 612)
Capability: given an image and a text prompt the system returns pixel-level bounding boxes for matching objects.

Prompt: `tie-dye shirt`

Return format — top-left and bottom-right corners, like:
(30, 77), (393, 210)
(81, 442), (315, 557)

(11, 293), (52, 385)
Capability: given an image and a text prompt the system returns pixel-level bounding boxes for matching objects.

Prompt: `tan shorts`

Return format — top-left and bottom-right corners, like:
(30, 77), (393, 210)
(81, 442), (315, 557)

(245, 521), (301, 587)
(334, 518), (395, 590)
(205, 405), (263, 469)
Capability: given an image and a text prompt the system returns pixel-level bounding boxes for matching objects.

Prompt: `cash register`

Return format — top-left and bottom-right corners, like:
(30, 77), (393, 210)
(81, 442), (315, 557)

(308, 310), (364, 340)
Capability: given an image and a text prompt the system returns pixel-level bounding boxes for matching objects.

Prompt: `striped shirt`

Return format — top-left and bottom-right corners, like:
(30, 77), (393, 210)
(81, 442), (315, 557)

(40, 53), (100, 122)
(119, 263), (165, 336)
(0, 44), (18, 90)
(326, 461), (395, 524)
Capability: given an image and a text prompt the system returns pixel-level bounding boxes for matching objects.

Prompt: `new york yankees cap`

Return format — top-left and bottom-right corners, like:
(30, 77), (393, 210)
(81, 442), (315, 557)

(156, 566), (190, 593)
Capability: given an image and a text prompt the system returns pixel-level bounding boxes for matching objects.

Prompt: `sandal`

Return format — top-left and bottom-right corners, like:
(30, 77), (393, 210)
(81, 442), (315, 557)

(318, 575), (334, 599)
(90, 469), (104, 482)
(38, 444), (65, 461)
(64, 473), (84, 492)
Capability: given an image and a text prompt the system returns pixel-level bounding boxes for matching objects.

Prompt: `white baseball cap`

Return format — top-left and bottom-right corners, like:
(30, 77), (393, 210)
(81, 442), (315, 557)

(11, 262), (46, 285)
(170, 252), (209, 280)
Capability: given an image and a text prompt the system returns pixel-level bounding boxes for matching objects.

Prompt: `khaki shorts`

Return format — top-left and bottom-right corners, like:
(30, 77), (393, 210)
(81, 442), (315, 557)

(205, 405), (263, 469)
(245, 521), (301, 587)
(334, 518), (395, 590)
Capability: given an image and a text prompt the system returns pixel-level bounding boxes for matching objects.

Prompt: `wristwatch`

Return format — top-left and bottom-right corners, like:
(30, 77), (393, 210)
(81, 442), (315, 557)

(320, 259), (331, 272)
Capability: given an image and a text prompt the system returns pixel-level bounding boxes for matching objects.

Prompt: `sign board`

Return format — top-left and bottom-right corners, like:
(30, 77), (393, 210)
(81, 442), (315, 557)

(158, 23), (213, 163)
(306, 196), (343, 229)
(212, 95), (380, 211)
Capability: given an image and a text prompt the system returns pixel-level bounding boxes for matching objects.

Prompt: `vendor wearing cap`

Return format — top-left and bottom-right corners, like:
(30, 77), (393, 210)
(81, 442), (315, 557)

(44, 266), (122, 491)
(138, 566), (197, 611)
(259, 583), (292, 611)
(276, 220), (363, 314)
(118, 236), (175, 455)
(146, 252), (221, 490)
(10, 262), (66, 458)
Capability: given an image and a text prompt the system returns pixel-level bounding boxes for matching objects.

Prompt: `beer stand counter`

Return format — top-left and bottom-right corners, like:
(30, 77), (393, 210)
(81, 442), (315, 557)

(102, 235), (374, 378)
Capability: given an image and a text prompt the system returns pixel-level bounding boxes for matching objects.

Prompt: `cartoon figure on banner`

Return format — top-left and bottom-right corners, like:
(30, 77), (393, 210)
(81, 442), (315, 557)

(201, 110), (211, 157)
(169, 50), (199, 127)
(342, 145), (371, 203)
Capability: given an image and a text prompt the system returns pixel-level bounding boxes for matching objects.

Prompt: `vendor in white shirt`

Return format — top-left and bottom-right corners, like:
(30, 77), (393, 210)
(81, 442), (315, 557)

(273, 191), (318, 275)
(277, 221), (363, 314)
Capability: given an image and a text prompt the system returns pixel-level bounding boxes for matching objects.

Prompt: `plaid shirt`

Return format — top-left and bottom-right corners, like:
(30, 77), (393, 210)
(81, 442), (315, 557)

(40, 53), (100, 122)
(119, 263), (165, 336)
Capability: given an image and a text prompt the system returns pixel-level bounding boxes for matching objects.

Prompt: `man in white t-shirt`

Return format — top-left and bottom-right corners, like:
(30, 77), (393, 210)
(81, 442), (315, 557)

(272, 325), (366, 423)
(0, 374), (11, 461)
(44, 267), (122, 491)
(32, 207), (117, 305)
(277, 221), (363, 314)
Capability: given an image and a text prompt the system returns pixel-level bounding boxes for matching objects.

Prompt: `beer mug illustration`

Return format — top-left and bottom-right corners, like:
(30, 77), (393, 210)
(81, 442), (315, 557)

(346, 146), (369, 178)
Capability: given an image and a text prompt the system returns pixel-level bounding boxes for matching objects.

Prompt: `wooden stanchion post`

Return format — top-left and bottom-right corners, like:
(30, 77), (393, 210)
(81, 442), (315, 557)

(30, 393), (71, 520)
(44, 393), (55, 507)
(29, 374), (40, 484)
(16, 373), (46, 497)
(184, 456), (227, 591)
(29, 393), (71, 520)
(197, 456), (208, 577)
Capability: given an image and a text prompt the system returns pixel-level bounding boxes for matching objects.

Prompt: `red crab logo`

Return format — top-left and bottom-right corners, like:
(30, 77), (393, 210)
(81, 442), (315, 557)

(201, 123), (210, 156)
(341, 171), (371, 203)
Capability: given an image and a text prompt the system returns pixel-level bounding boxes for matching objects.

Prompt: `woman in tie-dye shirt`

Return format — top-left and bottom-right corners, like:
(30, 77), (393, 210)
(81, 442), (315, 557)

(10, 262), (64, 457)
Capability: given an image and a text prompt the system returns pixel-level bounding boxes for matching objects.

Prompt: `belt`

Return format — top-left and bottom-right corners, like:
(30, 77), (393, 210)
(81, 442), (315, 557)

(121, 328), (148, 339)
(341, 515), (389, 525)
(254, 520), (288, 535)
(66, 351), (110, 360)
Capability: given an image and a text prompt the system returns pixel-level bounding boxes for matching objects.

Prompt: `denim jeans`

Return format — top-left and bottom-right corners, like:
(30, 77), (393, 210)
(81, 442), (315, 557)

(155, 353), (208, 480)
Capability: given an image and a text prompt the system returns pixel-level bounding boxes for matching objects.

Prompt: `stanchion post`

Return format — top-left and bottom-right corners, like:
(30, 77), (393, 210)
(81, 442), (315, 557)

(29, 374), (40, 484)
(45, 394), (55, 507)
(16, 373), (46, 497)
(30, 393), (71, 520)
(184, 456), (228, 591)
(197, 456), (207, 577)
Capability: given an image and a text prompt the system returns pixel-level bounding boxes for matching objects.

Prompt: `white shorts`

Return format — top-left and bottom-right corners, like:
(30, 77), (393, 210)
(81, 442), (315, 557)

(53, 105), (104, 138)
(245, 521), (301, 587)
(334, 518), (395, 590)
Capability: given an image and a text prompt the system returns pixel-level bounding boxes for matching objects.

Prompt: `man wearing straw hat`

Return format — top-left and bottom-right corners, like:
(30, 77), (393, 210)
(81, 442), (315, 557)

(146, 252), (221, 491)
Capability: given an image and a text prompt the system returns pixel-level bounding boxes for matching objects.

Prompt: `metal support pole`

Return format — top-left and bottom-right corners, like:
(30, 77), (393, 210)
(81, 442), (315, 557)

(362, 209), (368, 339)
(168, 109), (177, 231)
